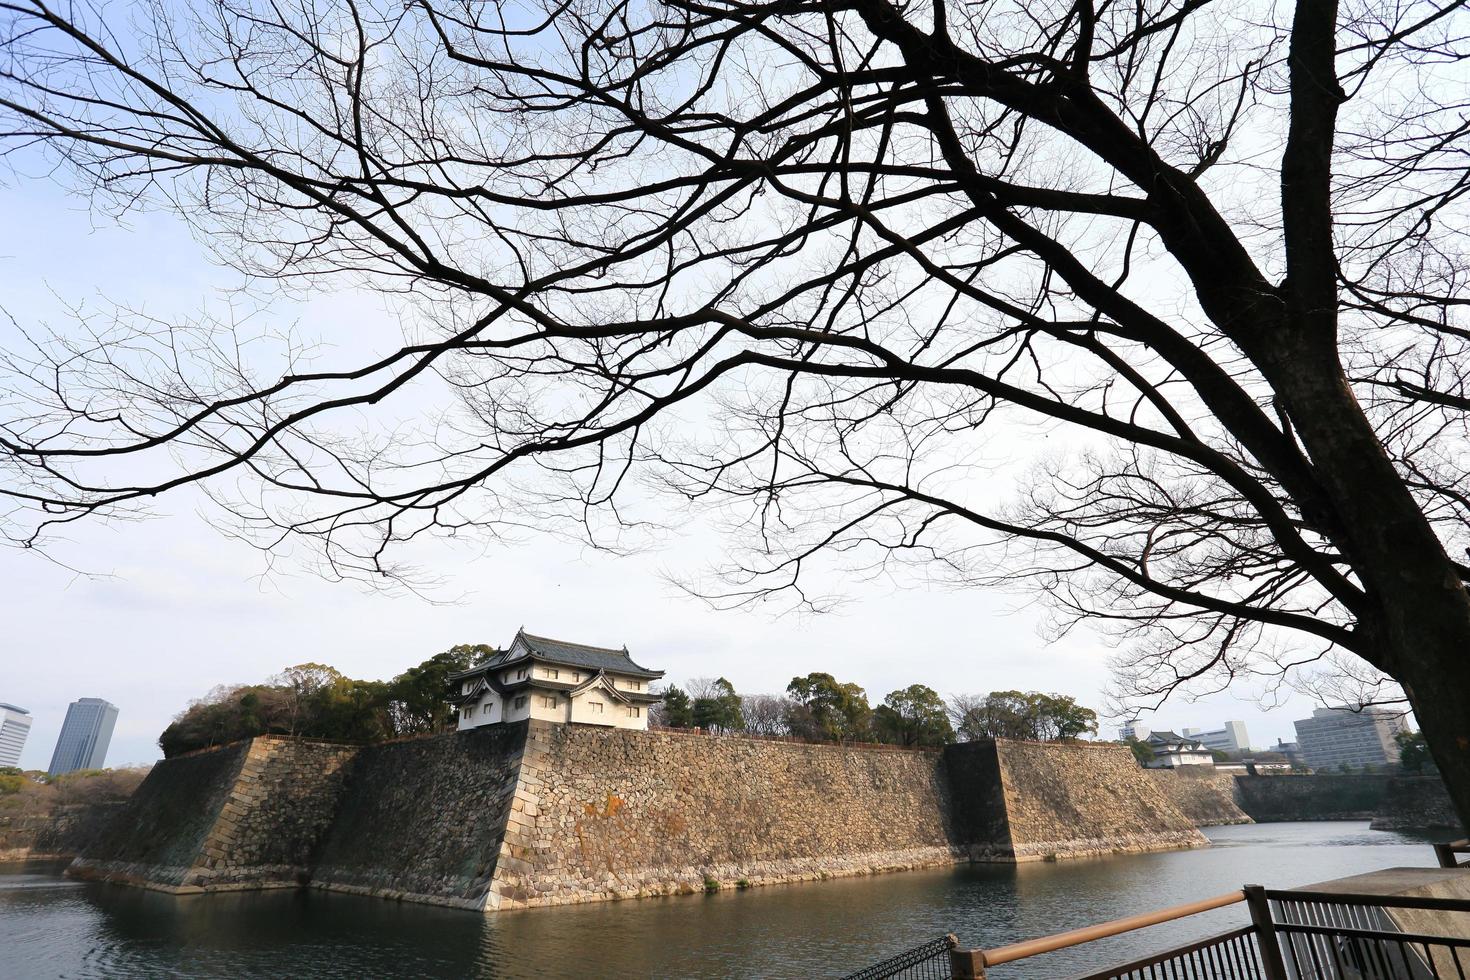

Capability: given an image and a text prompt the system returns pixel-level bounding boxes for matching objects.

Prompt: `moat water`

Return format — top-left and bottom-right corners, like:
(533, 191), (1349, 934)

(0, 823), (1454, 979)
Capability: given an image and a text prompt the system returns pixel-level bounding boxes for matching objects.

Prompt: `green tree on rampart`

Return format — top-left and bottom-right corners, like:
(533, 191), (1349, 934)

(389, 644), (492, 735)
(786, 673), (871, 744)
(690, 678), (744, 733)
(657, 686), (695, 728)
(1124, 737), (1153, 767)
(157, 644), (496, 756)
(949, 691), (1099, 742)
(1396, 730), (1433, 773)
(873, 685), (953, 747)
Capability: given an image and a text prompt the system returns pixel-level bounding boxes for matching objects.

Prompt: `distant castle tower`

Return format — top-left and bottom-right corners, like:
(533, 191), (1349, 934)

(448, 630), (664, 731)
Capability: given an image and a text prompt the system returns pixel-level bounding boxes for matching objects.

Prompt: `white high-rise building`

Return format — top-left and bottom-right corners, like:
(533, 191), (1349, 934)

(0, 703), (32, 768)
(1293, 707), (1407, 772)
(1181, 721), (1250, 754)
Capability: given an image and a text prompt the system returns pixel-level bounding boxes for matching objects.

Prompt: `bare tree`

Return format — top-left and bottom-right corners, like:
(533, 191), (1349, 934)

(739, 694), (793, 737)
(4, 0), (1470, 826)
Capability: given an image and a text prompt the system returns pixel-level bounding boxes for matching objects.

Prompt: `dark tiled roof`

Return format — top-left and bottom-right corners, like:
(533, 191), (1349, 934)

(1148, 730), (1205, 749)
(516, 631), (664, 678)
(450, 630), (664, 680)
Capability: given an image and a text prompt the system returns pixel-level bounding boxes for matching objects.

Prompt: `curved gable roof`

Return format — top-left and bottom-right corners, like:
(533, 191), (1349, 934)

(448, 629), (665, 681)
(512, 630), (664, 678)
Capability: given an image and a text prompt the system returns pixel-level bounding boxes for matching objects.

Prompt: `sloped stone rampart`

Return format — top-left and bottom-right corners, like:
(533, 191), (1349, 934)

(188, 737), (357, 888)
(490, 723), (961, 909)
(69, 741), (251, 888)
(0, 801), (128, 861)
(69, 737), (355, 892)
(310, 725), (526, 909)
(1146, 767), (1252, 826)
(984, 740), (1208, 860)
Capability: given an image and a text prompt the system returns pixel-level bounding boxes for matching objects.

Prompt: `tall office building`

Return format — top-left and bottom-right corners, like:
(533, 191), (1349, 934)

(1293, 706), (1407, 772)
(1118, 718), (1151, 741)
(1181, 721), (1250, 754)
(47, 698), (119, 777)
(0, 703), (32, 768)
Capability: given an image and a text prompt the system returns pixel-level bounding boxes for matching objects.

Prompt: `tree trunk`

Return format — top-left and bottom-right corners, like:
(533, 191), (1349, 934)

(1397, 656), (1470, 838)
(1262, 341), (1470, 833)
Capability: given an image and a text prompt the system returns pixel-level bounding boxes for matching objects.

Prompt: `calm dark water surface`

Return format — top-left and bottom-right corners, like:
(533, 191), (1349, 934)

(0, 823), (1451, 979)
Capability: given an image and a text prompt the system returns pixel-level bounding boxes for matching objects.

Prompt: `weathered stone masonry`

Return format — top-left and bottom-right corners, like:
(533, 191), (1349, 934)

(490, 723), (964, 909)
(1146, 768), (1252, 827)
(311, 724), (527, 909)
(71, 737), (355, 892)
(984, 740), (1207, 860)
(70, 724), (1206, 911)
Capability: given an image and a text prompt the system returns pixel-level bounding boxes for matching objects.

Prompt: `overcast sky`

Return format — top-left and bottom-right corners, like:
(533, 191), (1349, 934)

(1, 164), (1334, 773)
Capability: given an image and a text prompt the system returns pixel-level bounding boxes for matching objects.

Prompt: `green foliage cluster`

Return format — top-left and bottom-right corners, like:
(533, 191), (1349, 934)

(659, 674), (1082, 749)
(1124, 736), (1153, 766)
(871, 685), (955, 747)
(692, 678), (744, 733)
(786, 673), (874, 744)
(158, 644), (494, 757)
(950, 691), (1099, 742)
(1395, 730), (1432, 773)
(0, 766), (25, 795)
(659, 677), (745, 733)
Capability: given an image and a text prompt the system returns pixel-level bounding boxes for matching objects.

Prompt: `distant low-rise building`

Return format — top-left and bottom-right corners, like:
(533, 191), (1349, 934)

(1292, 707), (1407, 772)
(1181, 721), (1250, 755)
(1142, 730), (1214, 769)
(0, 703), (32, 768)
(47, 698), (119, 777)
(449, 629), (664, 732)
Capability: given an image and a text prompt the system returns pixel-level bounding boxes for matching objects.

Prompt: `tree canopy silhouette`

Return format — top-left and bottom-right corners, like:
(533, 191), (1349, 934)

(4, 0), (1470, 826)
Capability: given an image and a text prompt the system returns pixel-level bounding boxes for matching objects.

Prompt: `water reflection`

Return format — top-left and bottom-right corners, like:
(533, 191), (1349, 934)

(0, 823), (1452, 980)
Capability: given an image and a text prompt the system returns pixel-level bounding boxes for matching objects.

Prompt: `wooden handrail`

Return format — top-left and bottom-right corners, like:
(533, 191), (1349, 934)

(977, 890), (1247, 966)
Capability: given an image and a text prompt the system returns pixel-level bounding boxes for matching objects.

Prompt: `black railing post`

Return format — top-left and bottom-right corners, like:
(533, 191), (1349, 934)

(1244, 885), (1289, 980)
(1434, 841), (1457, 868)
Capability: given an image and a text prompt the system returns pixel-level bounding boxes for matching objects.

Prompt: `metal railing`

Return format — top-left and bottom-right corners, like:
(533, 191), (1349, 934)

(1435, 840), (1470, 869)
(1265, 888), (1470, 979)
(952, 890), (1248, 976)
(842, 847), (1470, 980)
(840, 935), (958, 980)
(945, 890), (1253, 979)
(1071, 926), (1264, 980)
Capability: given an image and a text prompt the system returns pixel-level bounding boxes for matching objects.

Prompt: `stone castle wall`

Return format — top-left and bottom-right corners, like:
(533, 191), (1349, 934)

(70, 737), (355, 892)
(71, 724), (1210, 911)
(1369, 776), (1462, 833)
(70, 741), (251, 888)
(1146, 767), (1252, 827)
(311, 725), (526, 909)
(0, 801), (128, 861)
(489, 723), (960, 910)
(984, 740), (1207, 859)
(1232, 773), (1394, 823)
